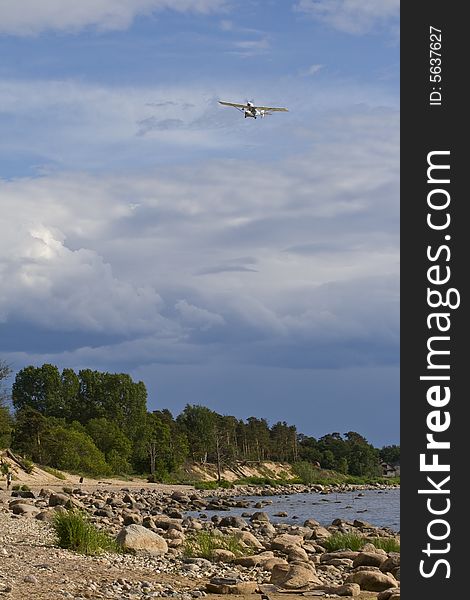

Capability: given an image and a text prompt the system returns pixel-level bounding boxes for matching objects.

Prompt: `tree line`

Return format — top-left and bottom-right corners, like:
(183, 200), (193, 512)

(0, 361), (399, 479)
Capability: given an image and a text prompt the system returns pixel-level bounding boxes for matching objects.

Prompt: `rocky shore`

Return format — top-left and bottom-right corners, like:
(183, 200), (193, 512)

(0, 483), (400, 600)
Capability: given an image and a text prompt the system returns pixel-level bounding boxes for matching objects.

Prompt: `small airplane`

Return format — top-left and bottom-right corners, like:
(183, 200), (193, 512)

(218, 100), (288, 119)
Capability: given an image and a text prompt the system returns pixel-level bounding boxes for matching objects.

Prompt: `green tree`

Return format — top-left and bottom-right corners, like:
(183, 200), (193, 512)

(176, 404), (217, 462)
(0, 360), (13, 448)
(344, 431), (380, 477)
(86, 418), (132, 474)
(12, 364), (64, 417)
(133, 412), (172, 477)
(379, 444), (400, 464)
(12, 406), (51, 463)
(44, 426), (110, 476)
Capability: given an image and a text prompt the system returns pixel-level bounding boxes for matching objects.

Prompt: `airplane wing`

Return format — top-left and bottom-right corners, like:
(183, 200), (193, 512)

(219, 100), (248, 109)
(255, 106), (289, 112)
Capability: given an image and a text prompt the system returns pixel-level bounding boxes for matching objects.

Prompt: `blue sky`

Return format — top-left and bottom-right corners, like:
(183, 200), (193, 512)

(0, 0), (399, 446)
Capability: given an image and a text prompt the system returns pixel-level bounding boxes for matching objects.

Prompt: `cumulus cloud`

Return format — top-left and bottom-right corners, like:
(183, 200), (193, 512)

(295, 0), (399, 35)
(0, 105), (398, 372)
(0, 0), (227, 36)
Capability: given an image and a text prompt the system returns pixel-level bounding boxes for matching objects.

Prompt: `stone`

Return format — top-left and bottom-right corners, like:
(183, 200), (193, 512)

(115, 524), (168, 555)
(345, 570), (398, 592)
(11, 503), (39, 517)
(308, 526), (331, 540)
(219, 516), (248, 529)
(271, 533), (304, 553)
(352, 551), (387, 568)
(234, 555), (263, 567)
(234, 530), (264, 549)
(304, 518), (321, 528)
(320, 551), (359, 563)
(307, 583), (361, 597)
(377, 589), (401, 600)
(206, 581), (258, 595)
(212, 548), (236, 562)
(288, 546), (310, 562)
(250, 511), (270, 522)
(261, 557), (289, 571)
(380, 553), (400, 572)
(270, 563), (321, 589)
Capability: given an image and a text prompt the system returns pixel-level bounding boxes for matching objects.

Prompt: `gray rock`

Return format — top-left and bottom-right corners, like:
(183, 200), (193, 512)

(115, 524), (168, 555)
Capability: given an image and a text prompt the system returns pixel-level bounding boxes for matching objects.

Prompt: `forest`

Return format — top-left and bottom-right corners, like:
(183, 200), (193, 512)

(0, 361), (399, 480)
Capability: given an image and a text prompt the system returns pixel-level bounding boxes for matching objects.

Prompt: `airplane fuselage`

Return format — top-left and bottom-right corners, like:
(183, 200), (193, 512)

(244, 104), (265, 119)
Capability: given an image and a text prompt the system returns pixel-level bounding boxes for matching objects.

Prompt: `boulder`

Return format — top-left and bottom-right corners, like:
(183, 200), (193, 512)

(309, 526), (331, 540)
(270, 562), (321, 589)
(206, 581), (258, 595)
(11, 503), (39, 517)
(288, 547), (310, 562)
(352, 551), (387, 568)
(234, 531), (264, 549)
(271, 533), (304, 553)
(303, 518), (321, 528)
(115, 524), (168, 555)
(212, 548), (236, 562)
(345, 570), (398, 592)
(250, 511), (270, 522)
(219, 516), (248, 529)
(380, 553), (401, 573)
(377, 589), (401, 600)
(261, 557), (289, 571)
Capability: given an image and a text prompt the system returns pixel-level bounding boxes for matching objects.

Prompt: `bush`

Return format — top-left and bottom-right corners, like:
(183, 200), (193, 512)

(47, 427), (111, 477)
(53, 510), (121, 555)
(292, 461), (321, 484)
(22, 458), (34, 474)
(184, 531), (248, 560)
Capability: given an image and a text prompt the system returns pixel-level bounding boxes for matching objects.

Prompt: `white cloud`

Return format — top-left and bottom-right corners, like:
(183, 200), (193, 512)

(0, 77), (397, 173)
(300, 64), (324, 76)
(0, 105), (398, 371)
(0, 0), (227, 35)
(295, 0), (399, 35)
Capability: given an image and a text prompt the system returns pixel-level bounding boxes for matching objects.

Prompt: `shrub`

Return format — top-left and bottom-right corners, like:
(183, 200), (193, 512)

(22, 458), (34, 474)
(184, 531), (248, 560)
(292, 461), (321, 484)
(53, 510), (121, 555)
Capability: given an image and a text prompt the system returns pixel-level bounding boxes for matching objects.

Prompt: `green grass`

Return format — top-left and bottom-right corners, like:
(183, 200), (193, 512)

(41, 465), (67, 480)
(368, 537), (400, 553)
(321, 533), (366, 552)
(184, 531), (249, 560)
(53, 510), (122, 555)
(321, 532), (400, 553)
(194, 479), (233, 490)
(12, 484), (31, 491)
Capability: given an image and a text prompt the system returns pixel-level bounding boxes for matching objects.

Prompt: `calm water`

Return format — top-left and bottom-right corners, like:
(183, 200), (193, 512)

(187, 488), (400, 532)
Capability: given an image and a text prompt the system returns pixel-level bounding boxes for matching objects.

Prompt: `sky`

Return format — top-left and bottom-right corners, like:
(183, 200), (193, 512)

(0, 0), (399, 447)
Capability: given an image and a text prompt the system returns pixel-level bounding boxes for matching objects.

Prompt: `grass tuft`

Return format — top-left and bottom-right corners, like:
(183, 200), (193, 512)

(321, 533), (366, 552)
(321, 532), (400, 553)
(368, 537), (400, 553)
(53, 510), (121, 555)
(184, 530), (248, 560)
